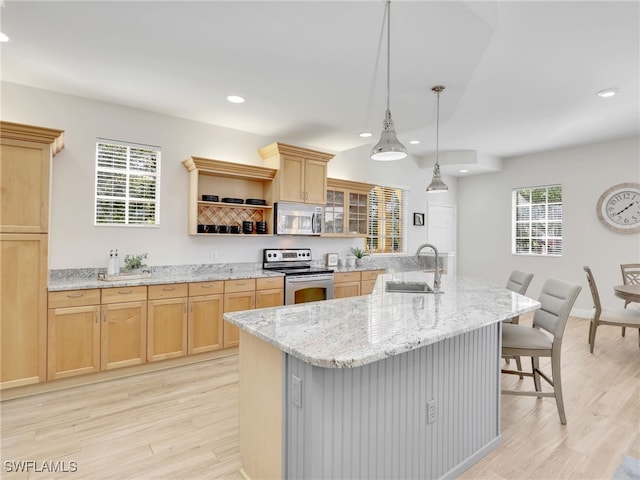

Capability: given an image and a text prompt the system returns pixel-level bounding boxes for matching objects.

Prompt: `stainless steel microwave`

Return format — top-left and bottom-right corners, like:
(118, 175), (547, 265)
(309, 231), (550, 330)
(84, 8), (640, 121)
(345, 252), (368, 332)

(274, 202), (323, 235)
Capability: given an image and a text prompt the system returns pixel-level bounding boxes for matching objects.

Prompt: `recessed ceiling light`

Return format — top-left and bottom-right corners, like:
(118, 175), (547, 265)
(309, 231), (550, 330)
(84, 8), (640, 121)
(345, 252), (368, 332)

(409, 140), (421, 145)
(359, 132), (373, 138)
(226, 95), (245, 104)
(597, 88), (618, 98)
(459, 169), (469, 173)
(0, 32), (9, 43)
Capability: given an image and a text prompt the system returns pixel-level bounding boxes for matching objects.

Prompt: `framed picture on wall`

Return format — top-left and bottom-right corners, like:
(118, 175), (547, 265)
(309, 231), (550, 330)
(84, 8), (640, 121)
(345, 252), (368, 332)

(413, 212), (425, 226)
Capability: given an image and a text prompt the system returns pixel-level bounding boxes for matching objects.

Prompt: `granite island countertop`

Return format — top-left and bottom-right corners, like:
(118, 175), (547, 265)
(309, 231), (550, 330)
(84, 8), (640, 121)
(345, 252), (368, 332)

(224, 270), (540, 368)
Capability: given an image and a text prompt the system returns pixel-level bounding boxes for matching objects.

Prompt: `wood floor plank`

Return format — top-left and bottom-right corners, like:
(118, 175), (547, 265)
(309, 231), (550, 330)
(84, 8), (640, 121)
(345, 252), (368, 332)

(1, 317), (638, 479)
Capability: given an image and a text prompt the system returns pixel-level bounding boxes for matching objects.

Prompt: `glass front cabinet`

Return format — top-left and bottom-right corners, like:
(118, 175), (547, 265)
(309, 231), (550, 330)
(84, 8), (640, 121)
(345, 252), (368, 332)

(324, 178), (375, 237)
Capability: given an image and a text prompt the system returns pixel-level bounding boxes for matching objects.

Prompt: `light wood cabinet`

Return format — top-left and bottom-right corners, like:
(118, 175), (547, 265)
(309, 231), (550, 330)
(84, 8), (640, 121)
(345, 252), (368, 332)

(324, 178), (375, 237)
(188, 281), (224, 354)
(223, 279), (256, 349)
(1, 234), (49, 388)
(147, 284), (188, 362)
(0, 122), (64, 390)
(259, 142), (334, 204)
(361, 269), (385, 295)
(182, 156), (277, 236)
(100, 286), (148, 370)
(256, 277), (284, 309)
(47, 289), (101, 380)
(334, 271), (362, 299)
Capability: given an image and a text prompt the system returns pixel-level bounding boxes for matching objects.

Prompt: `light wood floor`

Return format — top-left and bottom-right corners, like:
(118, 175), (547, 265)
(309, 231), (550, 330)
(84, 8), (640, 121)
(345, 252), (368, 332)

(1, 316), (638, 480)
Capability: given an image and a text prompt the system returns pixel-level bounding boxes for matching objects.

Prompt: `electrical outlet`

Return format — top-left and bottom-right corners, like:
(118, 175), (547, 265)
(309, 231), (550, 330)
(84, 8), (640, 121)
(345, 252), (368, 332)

(427, 399), (437, 424)
(291, 375), (302, 408)
(210, 250), (218, 261)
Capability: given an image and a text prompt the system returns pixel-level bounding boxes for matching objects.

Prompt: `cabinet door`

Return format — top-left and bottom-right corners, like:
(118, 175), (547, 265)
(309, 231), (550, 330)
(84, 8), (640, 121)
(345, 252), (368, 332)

(304, 159), (327, 204)
(47, 305), (101, 379)
(361, 270), (385, 295)
(101, 301), (147, 370)
(0, 234), (47, 389)
(188, 294), (224, 354)
(334, 282), (361, 299)
(0, 140), (50, 233)
(348, 191), (369, 236)
(147, 298), (188, 362)
(279, 155), (305, 202)
(325, 188), (346, 235)
(256, 288), (284, 309)
(223, 291), (255, 348)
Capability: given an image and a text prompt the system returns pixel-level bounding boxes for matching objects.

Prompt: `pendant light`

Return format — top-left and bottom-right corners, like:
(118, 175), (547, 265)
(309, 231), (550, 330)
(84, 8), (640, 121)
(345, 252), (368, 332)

(426, 85), (448, 192)
(370, 0), (407, 161)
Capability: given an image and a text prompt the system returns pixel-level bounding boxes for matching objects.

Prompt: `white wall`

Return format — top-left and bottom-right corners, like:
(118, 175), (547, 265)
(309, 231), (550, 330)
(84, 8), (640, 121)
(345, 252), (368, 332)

(2, 82), (456, 269)
(457, 136), (640, 311)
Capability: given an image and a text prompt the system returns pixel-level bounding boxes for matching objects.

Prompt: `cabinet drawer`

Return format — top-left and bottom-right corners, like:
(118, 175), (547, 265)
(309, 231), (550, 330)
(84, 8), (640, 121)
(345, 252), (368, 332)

(148, 283), (188, 300)
(48, 289), (101, 308)
(189, 281), (224, 296)
(101, 286), (147, 304)
(361, 269), (385, 282)
(256, 277), (284, 290)
(334, 272), (361, 283)
(224, 278), (256, 293)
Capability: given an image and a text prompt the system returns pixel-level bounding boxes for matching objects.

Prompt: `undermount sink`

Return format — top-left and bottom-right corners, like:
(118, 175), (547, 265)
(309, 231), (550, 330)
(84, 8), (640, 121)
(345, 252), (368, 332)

(385, 281), (436, 294)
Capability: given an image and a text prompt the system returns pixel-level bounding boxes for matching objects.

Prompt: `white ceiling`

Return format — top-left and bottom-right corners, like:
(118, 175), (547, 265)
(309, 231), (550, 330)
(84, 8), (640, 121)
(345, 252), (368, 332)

(1, 1), (638, 175)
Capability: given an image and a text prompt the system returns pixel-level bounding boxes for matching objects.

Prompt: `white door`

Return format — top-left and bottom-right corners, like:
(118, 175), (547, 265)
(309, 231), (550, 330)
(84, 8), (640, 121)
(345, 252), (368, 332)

(427, 204), (457, 274)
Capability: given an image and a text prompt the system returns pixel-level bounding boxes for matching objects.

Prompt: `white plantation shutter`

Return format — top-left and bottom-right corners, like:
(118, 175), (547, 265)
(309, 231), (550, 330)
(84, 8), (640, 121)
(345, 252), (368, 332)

(513, 185), (562, 256)
(367, 185), (407, 254)
(95, 139), (161, 226)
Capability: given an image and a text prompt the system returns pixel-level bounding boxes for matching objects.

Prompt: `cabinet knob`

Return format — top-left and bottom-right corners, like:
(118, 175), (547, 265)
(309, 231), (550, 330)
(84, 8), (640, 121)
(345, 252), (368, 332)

(201, 284), (212, 289)
(118, 290), (133, 295)
(162, 287), (176, 291)
(67, 293), (83, 298)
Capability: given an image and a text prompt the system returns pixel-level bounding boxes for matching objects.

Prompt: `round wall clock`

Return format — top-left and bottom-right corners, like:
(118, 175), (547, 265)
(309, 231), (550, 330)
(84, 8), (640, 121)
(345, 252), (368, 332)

(596, 182), (640, 234)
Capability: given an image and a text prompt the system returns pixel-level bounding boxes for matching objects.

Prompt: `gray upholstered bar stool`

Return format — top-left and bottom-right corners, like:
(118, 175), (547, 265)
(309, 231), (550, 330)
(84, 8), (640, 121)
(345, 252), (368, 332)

(501, 278), (581, 425)
(503, 270), (534, 375)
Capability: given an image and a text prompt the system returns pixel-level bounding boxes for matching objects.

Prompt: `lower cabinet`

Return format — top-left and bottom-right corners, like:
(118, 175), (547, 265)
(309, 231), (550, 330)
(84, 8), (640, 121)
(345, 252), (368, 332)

(223, 279), (256, 349)
(335, 269), (386, 298)
(256, 277), (285, 308)
(101, 298), (148, 370)
(47, 289), (101, 380)
(188, 281), (224, 354)
(361, 269), (386, 295)
(334, 272), (362, 298)
(147, 284), (188, 362)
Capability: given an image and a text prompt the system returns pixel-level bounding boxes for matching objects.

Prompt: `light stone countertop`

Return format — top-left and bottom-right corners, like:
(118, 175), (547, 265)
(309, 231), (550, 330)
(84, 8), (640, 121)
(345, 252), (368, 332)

(224, 270), (541, 368)
(48, 263), (284, 291)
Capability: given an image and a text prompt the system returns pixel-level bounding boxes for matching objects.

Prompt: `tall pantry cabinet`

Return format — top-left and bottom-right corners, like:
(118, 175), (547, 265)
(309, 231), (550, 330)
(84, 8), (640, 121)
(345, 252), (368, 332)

(0, 121), (64, 390)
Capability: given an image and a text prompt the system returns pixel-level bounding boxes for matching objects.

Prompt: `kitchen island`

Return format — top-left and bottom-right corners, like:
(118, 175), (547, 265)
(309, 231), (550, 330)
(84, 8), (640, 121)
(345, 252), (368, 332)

(224, 271), (540, 480)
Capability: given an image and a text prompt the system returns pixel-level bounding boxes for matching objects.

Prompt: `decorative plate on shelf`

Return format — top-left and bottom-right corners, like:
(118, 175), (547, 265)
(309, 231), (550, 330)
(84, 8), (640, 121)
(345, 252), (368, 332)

(596, 182), (640, 234)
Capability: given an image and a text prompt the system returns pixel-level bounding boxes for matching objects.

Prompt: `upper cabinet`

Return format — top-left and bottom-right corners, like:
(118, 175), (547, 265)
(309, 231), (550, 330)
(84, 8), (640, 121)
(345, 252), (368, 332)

(258, 142), (334, 205)
(324, 178), (375, 237)
(0, 122), (65, 234)
(182, 157), (277, 236)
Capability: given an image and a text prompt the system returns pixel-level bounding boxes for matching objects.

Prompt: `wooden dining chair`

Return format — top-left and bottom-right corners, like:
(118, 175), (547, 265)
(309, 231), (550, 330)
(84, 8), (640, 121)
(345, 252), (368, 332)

(584, 266), (640, 353)
(503, 270), (534, 375)
(620, 264), (640, 337)
(501, 278), (581, 425)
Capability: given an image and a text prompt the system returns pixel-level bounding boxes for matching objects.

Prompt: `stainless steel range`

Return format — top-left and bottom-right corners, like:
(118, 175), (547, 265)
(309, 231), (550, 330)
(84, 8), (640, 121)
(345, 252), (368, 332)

(263, 248), (334, 305)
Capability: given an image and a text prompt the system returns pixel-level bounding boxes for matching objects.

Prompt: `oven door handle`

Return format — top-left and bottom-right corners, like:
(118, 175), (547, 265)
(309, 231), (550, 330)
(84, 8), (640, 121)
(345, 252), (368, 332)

(286, 275), (334, 283)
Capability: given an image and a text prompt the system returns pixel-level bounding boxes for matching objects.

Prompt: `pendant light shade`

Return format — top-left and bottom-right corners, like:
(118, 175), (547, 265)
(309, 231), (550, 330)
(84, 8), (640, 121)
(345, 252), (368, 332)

(426, 85), (448, 192)
(371, 0), (407, 161)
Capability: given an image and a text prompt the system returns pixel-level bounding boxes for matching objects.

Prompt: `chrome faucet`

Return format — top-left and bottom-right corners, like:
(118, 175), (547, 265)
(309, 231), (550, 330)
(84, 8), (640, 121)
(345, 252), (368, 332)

(415, 243), (441, 291)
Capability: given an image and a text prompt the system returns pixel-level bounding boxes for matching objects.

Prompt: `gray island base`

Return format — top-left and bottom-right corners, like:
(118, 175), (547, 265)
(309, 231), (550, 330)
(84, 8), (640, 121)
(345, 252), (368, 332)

(224, 272), (540, 480)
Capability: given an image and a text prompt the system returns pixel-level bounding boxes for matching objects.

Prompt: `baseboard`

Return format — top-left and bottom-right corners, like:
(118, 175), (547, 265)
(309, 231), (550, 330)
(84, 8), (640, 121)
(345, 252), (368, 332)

(442, 435), (502, 479)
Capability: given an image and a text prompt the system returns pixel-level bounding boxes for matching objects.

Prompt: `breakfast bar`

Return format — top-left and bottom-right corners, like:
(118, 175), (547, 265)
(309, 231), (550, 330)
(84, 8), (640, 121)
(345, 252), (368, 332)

(224, 271), (540, 480)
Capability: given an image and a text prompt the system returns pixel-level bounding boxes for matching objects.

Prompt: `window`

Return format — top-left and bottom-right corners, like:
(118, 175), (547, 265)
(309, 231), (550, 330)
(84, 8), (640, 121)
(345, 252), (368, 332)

(367, 185), (406, 254)
(95, 139), (161, 226)
(513, 185), (562, 256)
